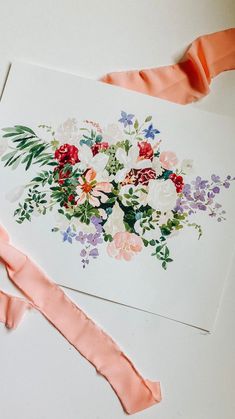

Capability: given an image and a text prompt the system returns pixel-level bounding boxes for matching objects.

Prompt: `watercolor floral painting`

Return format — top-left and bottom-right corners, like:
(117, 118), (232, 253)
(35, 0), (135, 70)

(1, 112), (234, 270)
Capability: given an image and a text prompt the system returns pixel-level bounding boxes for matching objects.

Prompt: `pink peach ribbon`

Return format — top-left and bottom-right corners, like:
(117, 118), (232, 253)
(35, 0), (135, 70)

(0, 225), (161, 414)
(101, 28), (235, 104)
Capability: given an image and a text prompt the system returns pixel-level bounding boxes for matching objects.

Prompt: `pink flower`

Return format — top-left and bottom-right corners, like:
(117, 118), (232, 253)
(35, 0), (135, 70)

(159, 151), (178, 170)
(76, 168), (112, 207)
(107, 232), (143, 261)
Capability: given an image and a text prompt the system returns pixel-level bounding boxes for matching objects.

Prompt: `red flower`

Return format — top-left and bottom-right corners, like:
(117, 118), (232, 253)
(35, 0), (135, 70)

(138, 141), (154, 160)
(91, 142), (109, 156)
(136, 168), (156, 186)
(169, 173), (184, 193)
(54, 143), (79, 165)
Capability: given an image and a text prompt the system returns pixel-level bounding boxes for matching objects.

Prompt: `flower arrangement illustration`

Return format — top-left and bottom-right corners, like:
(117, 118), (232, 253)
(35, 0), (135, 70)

(1, 112), (234, 269)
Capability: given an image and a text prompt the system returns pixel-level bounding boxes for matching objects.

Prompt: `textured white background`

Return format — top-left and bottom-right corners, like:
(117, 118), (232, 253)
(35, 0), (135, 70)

(0, 1), (235, 418)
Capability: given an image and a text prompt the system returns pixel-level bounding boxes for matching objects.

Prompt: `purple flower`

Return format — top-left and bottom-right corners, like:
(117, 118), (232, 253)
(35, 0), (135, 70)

(192, 176), (208, 190)
(197, 203), (207, 211)
(91, 216), (103, 233)
(86, 232), (103, 246)
(183, 184), (191, 194)
(119, 111), (134, 128)
(76, 231), (87, 244)
(212, 186), (220, 194)
(143, 124), (160, 139)
(61, 227), (76, 244)
(91, 216), (101, 226)
(89, 248), (99, 258)
(211, 174), (220, 183)
(224, 181), (230, 189)
(194, 190), (206, 201)
(80, 249), (87, 257)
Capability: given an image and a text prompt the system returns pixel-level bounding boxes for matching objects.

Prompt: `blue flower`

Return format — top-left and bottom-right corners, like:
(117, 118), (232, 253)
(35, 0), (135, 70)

(118, 111), (134, 128)
(61, 227), (76, 244)
(143, 124), (160, 139)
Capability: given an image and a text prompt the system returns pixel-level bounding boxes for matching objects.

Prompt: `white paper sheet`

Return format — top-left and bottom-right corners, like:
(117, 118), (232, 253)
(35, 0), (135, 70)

(0, 62), (235, 331)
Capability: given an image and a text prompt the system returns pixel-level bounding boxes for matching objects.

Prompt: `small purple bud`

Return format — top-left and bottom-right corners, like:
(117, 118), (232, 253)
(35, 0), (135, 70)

(80, 249), (87, 257)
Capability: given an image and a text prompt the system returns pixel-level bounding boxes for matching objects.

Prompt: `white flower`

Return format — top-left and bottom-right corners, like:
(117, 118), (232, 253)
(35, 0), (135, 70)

(147, 179), (177, 212)
(119, 184), (148, 207)
(181, 159), (193, 174)
(55, 118), (82, 146)
(102, 123), (123, 144)
(152, 157), (164, 176)
(5, 185), (25, 203)
(103, 202), (125, 236)
(115, 145), (151, 182)
(78, 144), (110, 180)
(0, 138), (8, 156)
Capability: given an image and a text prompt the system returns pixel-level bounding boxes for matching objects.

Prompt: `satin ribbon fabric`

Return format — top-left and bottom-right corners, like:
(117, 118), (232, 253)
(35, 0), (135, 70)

(101, 28), (235, 104)
(0, 225), (161, 414)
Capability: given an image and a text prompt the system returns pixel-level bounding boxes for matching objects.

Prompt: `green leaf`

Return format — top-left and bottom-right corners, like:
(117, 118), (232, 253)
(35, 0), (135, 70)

(1, 151), (16, 161)
(156, 245), (164, 253)
(15, 125), (35, 135)
(142, 239), (149, 247)
(134, 119), (139, 130)
(162, 261), (167, 270)
(145, 116), (152, 123)
(26, 153), (34, 170)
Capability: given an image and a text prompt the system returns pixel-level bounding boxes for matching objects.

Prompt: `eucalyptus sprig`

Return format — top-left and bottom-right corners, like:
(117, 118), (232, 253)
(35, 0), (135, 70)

(1, 125), (55, 170)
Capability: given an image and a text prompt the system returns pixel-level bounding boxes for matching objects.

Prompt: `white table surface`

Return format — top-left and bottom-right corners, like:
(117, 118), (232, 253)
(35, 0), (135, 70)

(0, 1), (235, 418)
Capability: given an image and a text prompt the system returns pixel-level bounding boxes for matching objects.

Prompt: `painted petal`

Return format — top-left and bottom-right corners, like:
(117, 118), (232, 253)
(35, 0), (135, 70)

(85, 168), (96, 182)
(116, 148), (128, 165)
(95, 182), (112, 193)
(79, 144), (93, 164)
(135, 159), (152, 169)
(95, 169), (110, 182)
(88, 195), (100, 207)
(115, 168), (128, 182)
(129, 145), (139, 163)
(77, 192), (86, 205)
(92, 153), (109, 172)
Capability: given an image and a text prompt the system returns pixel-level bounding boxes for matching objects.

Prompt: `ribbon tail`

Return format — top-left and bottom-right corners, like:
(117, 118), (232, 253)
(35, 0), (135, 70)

(0, 290), (31, 329)
(0, 228), (161, 414)
(100, 28), (235, 104)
